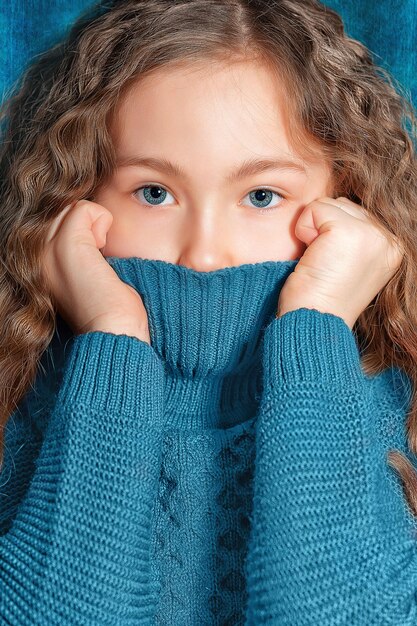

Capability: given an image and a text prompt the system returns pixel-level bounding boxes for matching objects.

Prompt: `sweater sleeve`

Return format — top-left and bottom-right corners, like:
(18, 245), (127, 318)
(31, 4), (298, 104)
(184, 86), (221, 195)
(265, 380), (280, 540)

(244, 308), (417, 626)
(0, 331), (165, 625)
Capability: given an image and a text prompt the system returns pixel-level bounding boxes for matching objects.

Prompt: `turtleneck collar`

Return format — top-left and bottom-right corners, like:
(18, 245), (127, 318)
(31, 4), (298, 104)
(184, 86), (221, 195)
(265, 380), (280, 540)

(101, 256), (298, 430)
(49, 256), (299, 430)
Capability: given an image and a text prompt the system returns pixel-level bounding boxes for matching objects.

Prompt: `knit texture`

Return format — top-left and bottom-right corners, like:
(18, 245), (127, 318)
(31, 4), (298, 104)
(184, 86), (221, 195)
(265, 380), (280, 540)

(1, 255), (417, 625)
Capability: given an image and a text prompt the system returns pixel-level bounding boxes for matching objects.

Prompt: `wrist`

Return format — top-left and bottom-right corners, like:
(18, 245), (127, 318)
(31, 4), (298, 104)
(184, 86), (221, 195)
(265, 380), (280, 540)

(264, 308), (364, 388)
(277, 303), (354, 330)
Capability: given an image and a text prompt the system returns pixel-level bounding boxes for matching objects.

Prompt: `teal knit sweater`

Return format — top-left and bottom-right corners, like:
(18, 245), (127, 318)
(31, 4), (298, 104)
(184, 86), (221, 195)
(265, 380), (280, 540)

(1, 255), (417, 625)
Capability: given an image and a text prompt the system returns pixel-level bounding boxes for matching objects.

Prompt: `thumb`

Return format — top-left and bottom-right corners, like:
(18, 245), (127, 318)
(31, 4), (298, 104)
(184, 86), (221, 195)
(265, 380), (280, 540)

(91, 209), (113, 250)
(294, 204), (320, 247)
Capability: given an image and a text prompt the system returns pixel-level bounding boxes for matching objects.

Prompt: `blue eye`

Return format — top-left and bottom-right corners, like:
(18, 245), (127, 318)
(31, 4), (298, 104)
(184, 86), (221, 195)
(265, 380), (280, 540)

(242, 188), (284, 213)
(133, 185), (174, 206)
(133, 184), (285, 213)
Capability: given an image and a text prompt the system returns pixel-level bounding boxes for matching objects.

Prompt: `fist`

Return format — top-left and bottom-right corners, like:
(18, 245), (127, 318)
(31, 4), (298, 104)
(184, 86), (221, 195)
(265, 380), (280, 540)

(277, 196), (404, 329)
(42, 200), (151, 343)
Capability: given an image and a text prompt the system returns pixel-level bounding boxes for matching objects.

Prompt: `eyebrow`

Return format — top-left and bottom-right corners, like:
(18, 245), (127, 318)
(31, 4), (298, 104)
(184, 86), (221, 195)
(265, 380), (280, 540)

(115, 155), (308, 182)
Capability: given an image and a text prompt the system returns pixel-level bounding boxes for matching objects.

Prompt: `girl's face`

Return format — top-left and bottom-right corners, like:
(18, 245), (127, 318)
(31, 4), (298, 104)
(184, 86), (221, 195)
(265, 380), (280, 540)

(95, 58), (334, 270)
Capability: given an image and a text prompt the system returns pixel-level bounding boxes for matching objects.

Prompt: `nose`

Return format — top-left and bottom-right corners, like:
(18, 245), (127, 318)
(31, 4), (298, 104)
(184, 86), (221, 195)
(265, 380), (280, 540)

(177, 204), (236, 272)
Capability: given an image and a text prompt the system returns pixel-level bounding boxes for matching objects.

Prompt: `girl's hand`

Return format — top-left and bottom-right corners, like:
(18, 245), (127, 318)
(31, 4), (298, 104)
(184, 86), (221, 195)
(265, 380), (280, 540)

(42, 199), (151, 344)
(277, 196), (404, 329)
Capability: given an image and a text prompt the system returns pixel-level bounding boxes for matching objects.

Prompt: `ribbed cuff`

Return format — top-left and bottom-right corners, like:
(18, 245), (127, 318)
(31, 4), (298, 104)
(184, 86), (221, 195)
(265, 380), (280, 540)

(262, 308), (365, 390)
(56, 331), (165, 426)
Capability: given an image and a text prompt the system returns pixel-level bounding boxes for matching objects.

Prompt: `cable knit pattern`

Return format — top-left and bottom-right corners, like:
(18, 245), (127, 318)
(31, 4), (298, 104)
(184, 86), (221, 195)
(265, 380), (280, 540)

(1, 255), (417, 625)
(151, 420), (256, 625)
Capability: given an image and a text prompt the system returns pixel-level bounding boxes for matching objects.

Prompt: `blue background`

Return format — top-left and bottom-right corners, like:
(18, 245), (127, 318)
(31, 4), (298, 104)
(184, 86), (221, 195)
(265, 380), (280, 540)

(1, 1), (416, 109)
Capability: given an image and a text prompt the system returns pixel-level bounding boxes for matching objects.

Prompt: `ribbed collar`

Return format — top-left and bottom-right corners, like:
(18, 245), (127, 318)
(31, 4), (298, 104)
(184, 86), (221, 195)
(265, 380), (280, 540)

(102, 256), (298, 430)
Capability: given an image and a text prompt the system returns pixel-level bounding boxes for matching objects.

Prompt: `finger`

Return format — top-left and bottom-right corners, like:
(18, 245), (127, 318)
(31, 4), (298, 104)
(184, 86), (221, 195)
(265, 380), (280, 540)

(331, 198), (404, 267)
(333, 198), (403, 259)
(320, 196), (368, 221)
(293, 203), (319, 246)
(45, 203), (76, 244)
(49, 200), (112, 246)
(91, 211), (113, 249)
(296, 199), (356, 246)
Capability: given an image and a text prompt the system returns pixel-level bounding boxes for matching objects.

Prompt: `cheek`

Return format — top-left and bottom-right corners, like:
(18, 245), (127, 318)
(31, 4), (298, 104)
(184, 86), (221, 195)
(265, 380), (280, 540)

(259, 234), (306, 262)
(101, 208), (176, 258)
(264, 209), (309, 260)
(232, 211), (307, 262)
(100, 210), (142, 256)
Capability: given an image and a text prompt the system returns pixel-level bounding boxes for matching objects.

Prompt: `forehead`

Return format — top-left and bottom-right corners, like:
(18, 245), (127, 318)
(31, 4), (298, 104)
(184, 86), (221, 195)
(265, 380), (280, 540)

(109, 57), (330, 177)
(111, 58), (287, 131)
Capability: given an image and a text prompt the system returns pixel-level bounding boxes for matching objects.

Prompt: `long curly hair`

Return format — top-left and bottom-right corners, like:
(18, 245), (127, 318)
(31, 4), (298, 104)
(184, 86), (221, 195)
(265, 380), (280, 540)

(1, 0), (417, 515)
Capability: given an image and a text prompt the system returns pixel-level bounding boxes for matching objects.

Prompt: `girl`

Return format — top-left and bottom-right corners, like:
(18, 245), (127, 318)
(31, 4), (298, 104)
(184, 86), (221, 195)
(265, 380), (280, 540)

(1, 0), (417, 623)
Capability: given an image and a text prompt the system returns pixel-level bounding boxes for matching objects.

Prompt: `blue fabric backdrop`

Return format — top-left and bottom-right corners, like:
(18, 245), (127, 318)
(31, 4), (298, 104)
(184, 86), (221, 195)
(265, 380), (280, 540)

(0, 1), (416, 109)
